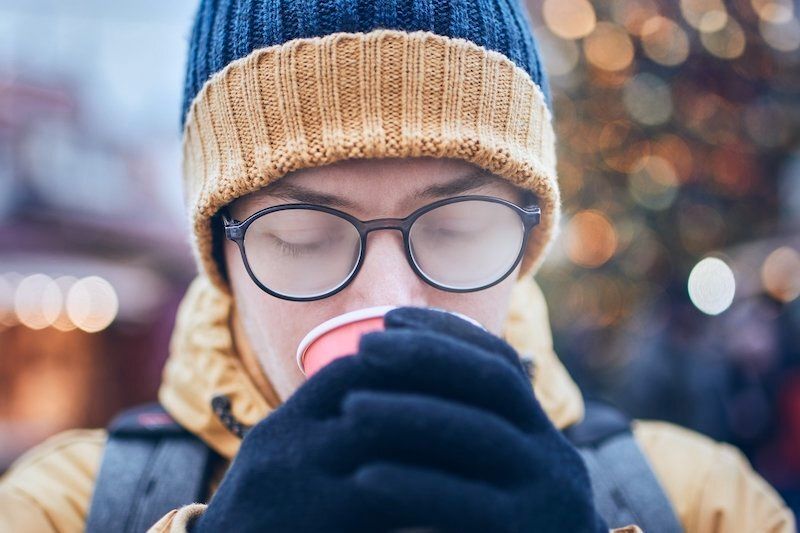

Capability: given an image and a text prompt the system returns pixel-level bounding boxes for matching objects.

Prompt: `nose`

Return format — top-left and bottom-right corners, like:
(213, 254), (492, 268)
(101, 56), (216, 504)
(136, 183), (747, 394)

(344, 229), (429, 308)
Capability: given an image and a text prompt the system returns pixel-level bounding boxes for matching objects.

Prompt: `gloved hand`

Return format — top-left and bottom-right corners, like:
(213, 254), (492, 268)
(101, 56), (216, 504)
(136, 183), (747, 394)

(191, 306), (608, 533)
(347, 306), (609, 533)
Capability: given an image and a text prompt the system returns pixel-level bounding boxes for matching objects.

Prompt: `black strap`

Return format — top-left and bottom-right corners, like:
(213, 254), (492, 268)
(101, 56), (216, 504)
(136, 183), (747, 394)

(86, 403), (214, 533)
(87, 400), (681, 531)
(562, 400), (631, 447)
(564, 400), (684, 533)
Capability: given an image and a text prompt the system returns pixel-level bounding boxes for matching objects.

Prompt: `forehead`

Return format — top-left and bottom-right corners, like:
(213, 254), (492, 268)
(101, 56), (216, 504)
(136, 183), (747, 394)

(230, 157), (528, 218)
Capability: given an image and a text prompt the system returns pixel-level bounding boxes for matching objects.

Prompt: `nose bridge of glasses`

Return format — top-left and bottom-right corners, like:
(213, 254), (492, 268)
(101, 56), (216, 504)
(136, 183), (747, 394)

(362, 217), (408, 234)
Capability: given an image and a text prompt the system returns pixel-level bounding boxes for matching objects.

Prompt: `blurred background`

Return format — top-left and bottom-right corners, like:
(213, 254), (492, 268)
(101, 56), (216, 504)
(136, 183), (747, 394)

(1, 0), (798, 518)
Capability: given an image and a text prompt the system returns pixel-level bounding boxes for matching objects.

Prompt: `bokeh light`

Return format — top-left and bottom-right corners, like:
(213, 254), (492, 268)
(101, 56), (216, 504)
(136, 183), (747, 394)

(652, 134), (694, 183)
(66, 276), (119, 333)
(701, 17), (747, 59)
(759, 18), (800, 52)
(13, 274), (62, 330)
(640, 16), (691, 66)
(611, 0), (660, 35)
(52, 276), (78, 332)
(501, 0), (797, 499)
(542, 0), (597, 40)
(688, 257), (736, 315)
(681, 0), (728, 31)
(599, 121), (652, 173)
(628, 155), (680, 210)
(564, 210), (618, 268)
(751, 0), (795, 23)
(537, 30), (582, 76)
(584, 22), (635, 71)
(699, 10), (730, 33)
(623, 73), (673, 126)
(761, 247), (800, 303)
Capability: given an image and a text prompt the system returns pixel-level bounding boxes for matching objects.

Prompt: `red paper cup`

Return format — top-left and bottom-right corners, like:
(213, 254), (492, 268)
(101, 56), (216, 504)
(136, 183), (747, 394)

(296, 306), (486, 377)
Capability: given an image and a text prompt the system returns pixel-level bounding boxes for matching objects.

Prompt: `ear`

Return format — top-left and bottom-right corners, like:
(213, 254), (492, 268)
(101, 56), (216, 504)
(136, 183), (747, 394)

(211, 211), (233, 286)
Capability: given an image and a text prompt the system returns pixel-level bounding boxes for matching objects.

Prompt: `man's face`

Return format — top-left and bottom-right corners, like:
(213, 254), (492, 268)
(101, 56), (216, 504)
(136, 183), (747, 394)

(224, 156), (528, 401)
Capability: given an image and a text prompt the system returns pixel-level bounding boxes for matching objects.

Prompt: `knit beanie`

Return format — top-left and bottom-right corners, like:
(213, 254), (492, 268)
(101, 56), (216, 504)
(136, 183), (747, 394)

(181, 0), (560, 292)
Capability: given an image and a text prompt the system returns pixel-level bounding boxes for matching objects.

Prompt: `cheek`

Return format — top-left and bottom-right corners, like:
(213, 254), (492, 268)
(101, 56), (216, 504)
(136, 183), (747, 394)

(224, 241), (343, 396)
(225, 242), (302, 372)
(223, 240), (248, 294)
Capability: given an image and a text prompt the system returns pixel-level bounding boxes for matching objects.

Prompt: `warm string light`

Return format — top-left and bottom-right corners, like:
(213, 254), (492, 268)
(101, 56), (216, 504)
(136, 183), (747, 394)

(584, 22), (635, 71)
(627, 155), (680, 211)
(688, 257), (737, 315)
(66, 276), (119, 333)
(564, 210), (618, 268)
(640, 16), (691, 66)
(759, 17), (800, 51)
(540, 0), (797, 333)
(751, 0), (795, 23)
(0, 273), (118, 333)
(13, 274), (61, 330)
(700, 17), (747, 58)
(623, 73), (673, 126)
(761, 247), (800, 303)
(52, 276), (79, 332)
(542, 0), (597, 40)
(680, 0), (729, 32)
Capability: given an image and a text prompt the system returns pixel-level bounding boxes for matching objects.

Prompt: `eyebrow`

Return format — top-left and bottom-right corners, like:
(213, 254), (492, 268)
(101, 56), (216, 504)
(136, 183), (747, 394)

(260, 168), (502, 211)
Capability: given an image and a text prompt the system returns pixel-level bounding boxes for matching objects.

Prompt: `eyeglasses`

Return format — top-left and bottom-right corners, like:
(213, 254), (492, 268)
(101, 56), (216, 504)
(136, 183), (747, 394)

(222, 195), (541, 302)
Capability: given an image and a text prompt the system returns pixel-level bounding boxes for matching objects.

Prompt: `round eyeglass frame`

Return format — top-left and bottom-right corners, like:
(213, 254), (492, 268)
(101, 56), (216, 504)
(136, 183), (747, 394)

(221, 194), (542, 302)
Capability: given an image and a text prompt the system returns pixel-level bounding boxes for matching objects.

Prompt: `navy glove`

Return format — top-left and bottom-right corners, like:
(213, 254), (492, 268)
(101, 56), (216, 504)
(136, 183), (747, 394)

(189, 334), (406, 532)
(346, 306), (609, 533)
(192, 306), (607, 533)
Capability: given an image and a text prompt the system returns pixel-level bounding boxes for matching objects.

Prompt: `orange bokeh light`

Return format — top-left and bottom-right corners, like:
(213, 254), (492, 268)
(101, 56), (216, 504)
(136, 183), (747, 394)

(565, 210), (619, 268)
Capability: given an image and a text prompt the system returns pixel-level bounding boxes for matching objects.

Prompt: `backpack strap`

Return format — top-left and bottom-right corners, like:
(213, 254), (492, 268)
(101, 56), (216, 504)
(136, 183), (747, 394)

(85, 403), (214, 533)
(563, 400), (684, 533)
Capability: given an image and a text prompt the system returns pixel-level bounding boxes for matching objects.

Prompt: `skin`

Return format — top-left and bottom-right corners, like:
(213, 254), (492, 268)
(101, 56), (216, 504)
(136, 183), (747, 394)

(224, 156), (529, 402)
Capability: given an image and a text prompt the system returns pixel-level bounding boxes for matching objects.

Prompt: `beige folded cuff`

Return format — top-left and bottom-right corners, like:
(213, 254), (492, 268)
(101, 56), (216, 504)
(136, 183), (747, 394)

(182, 28), (560, 291)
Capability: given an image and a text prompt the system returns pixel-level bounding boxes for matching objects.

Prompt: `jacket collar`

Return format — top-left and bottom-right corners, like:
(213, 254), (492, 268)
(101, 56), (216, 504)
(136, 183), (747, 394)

(159, 275), (585, 459)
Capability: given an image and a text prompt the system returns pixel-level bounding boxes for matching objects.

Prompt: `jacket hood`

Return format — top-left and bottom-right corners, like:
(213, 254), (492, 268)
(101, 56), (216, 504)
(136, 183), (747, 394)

(159, 275), (585, 460)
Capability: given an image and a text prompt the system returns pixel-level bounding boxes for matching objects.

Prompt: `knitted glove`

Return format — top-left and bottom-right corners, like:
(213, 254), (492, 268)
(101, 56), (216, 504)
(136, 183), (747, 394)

(345, 306), (609, 533)
(192, 306), (607, 533)
(189, 339), (404, 532)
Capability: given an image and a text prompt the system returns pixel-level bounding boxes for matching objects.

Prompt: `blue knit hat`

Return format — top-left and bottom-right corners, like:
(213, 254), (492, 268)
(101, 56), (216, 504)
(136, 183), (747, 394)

(180, 0), (560, 292)
(181, 0), (552, 127)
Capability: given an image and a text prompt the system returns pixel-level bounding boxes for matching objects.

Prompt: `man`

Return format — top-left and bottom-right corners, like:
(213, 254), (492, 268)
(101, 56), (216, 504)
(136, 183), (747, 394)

(0, 0), (794, 531)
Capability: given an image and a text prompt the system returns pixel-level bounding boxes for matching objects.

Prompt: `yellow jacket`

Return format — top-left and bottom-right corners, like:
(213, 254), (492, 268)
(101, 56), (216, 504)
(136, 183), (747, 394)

(0, 275), (795, 532)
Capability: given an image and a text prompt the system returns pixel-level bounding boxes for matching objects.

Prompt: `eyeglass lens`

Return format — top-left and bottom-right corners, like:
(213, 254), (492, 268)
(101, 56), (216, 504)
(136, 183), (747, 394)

(241, 199), (526, 298)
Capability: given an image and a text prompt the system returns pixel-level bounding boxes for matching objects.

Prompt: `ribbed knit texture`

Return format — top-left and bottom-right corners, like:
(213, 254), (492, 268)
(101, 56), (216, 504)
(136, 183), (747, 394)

(182, 30), (559, 291)
(181, 0), (551, 127)
(179, 0), (561, 292)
